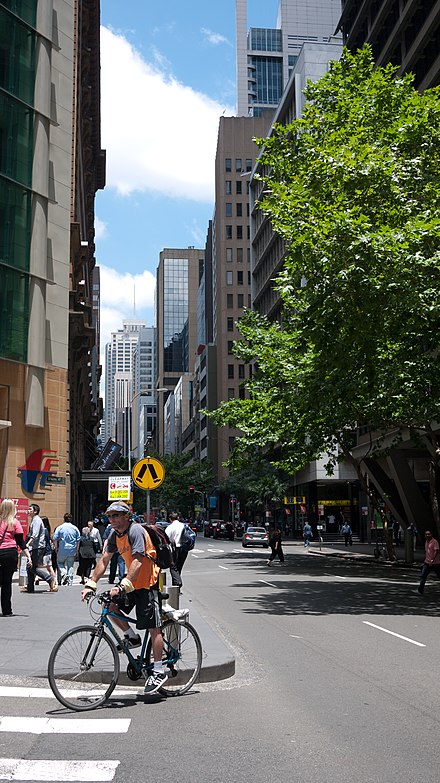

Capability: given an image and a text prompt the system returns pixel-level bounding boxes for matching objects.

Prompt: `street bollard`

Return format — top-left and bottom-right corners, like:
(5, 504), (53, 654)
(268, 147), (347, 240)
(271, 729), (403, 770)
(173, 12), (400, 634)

(166, 585), (180, 609)
(404, 529), (414, 564)
(19, 553), (28, 587)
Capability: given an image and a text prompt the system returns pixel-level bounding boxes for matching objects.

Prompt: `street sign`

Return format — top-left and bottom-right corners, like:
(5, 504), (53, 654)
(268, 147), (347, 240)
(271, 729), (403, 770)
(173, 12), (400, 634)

(108, 474), (131, 501)
(132, 457), (165, 490)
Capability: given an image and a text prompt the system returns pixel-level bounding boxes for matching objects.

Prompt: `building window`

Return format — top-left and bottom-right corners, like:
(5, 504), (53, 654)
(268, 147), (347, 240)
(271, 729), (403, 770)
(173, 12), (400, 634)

(236, 180), (242, 195)
(247, 247), (251, 262)
(226, 225), (232, 239)
(227, 293), (233, 308)
(226, 271), (233, 285)
(235, 158), (242, 172)
(225, 158), (231, 172)
(227, 317), (234, 332)
(248, 271), (251, 284)
(247, 225), (250, 240)
(237, 225), (243, 240)
(239, 386), (245, 399)
(227, 341), (234, 354)
(226, 247), (233, 263)
(239, 364), (245, 379)
(228, 364), (234, 379)
(226, 203), (232, 217)
(246, 159), (252, 171)
(237, 271), (243, 285)
(225, 180), (232, 194)
(228, 388), (235, 400)
(236, 203), (242, 217)
(248, 293), (251, 307)
(238, 293), (244, 308)
(237, 247), (243, 263)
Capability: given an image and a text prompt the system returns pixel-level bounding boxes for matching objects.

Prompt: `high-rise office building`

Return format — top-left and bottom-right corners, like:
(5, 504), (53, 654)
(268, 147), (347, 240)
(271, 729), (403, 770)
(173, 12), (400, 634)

(0, 0), (104, 523)
(155, 248), (203, 453)
(132, 326), (156, 460)
(236, 0), (342, 115)
(338, 0), (440, 90)
(103, 320), (145, 455)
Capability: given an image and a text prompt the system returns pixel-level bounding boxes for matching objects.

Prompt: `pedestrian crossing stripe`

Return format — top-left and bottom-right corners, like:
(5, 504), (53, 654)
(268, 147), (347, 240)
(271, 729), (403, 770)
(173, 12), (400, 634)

(0, 759), (119, 781)
(0, 717), (130, 734)
(0, 686), (136, 700)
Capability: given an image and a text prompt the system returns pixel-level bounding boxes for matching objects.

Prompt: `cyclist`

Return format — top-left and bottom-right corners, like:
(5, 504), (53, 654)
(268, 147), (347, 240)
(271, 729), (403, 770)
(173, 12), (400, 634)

(81, 501), (168, 694)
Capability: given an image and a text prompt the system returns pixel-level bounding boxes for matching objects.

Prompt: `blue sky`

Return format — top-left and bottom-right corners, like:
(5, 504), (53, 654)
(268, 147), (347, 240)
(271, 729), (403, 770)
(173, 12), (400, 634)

(96, 0), (279, 353)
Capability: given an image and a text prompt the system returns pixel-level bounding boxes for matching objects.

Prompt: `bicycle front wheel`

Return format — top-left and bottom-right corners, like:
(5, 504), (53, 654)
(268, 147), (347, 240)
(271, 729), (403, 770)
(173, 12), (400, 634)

(146, 620), (202, 697)
(48, 625), (120, 711)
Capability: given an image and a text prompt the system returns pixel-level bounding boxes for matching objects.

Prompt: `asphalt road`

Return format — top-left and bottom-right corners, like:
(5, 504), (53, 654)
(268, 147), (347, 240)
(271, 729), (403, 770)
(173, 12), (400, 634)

(1, 539), (439, 782)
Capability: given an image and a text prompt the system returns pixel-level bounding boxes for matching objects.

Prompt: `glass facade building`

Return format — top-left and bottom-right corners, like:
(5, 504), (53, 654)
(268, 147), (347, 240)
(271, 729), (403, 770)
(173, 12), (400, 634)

(163, 257), (189, 373)
(0, 1), (36, 362)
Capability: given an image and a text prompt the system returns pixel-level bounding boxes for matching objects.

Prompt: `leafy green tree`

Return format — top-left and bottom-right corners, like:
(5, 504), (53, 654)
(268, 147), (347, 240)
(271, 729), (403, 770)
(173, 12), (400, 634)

(219, 454), (289, 520)
(210, 46), (440, 540)
(133, 453), (215, 518)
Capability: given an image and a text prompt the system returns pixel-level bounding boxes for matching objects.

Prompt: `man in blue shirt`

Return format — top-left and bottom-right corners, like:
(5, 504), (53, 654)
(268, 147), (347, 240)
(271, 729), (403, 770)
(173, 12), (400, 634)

(53, 513), (80, 586)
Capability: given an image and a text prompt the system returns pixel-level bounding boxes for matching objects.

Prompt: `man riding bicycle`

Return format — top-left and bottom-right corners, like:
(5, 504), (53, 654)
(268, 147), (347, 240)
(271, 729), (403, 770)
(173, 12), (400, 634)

(81, 501), (167, 694)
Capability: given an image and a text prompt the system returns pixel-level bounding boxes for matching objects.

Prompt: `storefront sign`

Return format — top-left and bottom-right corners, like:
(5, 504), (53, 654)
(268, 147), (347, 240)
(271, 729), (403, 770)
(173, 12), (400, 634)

(0, 498), (29, 537)
(18, 449), (59, 495)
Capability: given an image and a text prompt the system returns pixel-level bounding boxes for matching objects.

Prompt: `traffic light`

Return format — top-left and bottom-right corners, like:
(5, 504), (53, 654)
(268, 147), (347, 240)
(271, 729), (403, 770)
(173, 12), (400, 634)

(189, 485), (195, 494)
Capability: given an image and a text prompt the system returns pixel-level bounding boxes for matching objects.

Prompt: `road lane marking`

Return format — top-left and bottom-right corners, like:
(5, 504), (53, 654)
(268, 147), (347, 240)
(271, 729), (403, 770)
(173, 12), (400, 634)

(363, 621), (426, 647)
(191, 554), (199, 558)
(219, 565), (229, 570)
(0, 759), (120, 781)
(192, 548), (204, 553)
(290, 635), (303, 639)
(0, 686), (136, 700)
(259, 579), (277, 588)
(207, 548), (224, 553)
(325, 573), (346, 580)
(0, 717), (130, 734)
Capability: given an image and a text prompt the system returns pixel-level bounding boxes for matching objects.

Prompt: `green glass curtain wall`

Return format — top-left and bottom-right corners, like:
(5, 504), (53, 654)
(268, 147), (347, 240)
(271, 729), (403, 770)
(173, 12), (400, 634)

(0, 6), (36, 105)
(0, 178), (32, 271)
(0, 265), (29, 361)
(0, 1), (36, 28)
(0, 92), (33, 186)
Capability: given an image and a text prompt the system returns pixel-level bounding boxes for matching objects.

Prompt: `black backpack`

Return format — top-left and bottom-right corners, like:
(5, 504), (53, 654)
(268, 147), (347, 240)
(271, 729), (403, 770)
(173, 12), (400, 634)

(139, 523), (175, 570)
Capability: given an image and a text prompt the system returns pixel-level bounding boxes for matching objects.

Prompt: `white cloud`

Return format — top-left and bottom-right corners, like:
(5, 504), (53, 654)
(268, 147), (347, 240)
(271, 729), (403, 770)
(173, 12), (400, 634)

(99, 264), (156, 356)
(201, 27), (231, 46)
(100, 26), (234, 202)
(94, 216), (107, 240)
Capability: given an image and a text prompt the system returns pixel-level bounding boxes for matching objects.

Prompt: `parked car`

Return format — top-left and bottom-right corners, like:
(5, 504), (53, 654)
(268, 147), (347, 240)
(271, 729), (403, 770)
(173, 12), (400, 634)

(204, 519), (235, 540)
(242, 526), (269, 548)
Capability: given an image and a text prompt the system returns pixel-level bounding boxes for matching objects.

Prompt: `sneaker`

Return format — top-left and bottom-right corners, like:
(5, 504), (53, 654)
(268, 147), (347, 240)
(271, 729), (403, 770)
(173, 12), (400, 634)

(61, 575), (68, 585)
(116, 633), (142, 652)
(267, 560), (271, 566)
(143, 670), (168, 695)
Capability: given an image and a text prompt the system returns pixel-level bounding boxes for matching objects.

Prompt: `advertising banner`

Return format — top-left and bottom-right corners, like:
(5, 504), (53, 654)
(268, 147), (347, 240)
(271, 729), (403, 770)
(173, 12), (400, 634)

(107, 475), (131, 501)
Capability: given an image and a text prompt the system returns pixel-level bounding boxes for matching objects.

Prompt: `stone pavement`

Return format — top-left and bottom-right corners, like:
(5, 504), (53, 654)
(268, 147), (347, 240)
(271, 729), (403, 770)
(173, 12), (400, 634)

(282, 537), (425, 566)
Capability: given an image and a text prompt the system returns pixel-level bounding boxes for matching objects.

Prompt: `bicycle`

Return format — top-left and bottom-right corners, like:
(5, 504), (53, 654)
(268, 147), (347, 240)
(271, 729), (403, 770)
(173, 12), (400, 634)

(373, 535), (389, 560)
(47, 590), (202, 711)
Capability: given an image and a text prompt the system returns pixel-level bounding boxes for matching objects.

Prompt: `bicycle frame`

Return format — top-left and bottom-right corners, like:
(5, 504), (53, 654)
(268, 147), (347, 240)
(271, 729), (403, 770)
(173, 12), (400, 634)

(96, 603), (180, 676)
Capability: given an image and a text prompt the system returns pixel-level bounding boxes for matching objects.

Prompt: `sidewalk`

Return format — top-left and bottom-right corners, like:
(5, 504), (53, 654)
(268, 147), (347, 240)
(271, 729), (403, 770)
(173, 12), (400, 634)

(1, 575), (235, 686)
(284, 538), (424, 566)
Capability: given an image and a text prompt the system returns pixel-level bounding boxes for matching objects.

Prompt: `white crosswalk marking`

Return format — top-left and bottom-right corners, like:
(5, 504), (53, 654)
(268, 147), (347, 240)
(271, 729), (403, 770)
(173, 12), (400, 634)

(0, 686), (136, 700)
(0, 717), (130, 734)
(0, 759), (120, 781)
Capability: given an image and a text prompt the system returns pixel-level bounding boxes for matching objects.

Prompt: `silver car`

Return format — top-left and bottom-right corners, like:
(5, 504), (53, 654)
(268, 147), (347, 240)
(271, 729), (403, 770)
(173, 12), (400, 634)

(242, 526), (269, 548)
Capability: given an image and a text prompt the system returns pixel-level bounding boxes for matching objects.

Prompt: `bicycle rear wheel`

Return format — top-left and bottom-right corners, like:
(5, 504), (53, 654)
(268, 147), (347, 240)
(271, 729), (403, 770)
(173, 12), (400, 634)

(48, 625), (120, 711)
(146, 620), (202, 696)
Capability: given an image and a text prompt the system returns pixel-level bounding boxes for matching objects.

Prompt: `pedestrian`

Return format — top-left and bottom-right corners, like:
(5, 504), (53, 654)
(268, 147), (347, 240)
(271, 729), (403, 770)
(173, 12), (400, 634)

(53, 513), (80, 586)
(23, 504), (56, 593)
(417, 530), (440, 595)
(77, 527), (97, 584)
(102, 522), (125, 584)
(41, 517), (58, 590)
(87, 519), (102, 553)
(165, 511), (186, 587)
(340, 522), (353, 547)
(0, 499), (31, 615)
(267, 527), (285, 566)
(303, 521), (313, 547)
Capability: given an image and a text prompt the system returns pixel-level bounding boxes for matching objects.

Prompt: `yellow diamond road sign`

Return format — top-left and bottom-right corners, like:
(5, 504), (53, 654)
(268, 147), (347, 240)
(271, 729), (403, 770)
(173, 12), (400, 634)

(132, 457), (165, 490)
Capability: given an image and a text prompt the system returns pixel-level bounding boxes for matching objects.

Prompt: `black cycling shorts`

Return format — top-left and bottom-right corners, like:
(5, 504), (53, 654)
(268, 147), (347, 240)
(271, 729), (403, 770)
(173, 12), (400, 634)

(114, 587), (162, 630)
